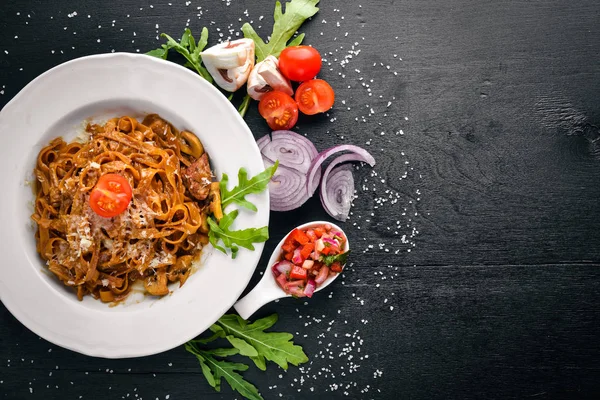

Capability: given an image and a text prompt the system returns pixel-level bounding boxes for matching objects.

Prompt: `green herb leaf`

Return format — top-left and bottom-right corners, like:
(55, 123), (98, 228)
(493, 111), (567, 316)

(180, 28), (192, 48)
(146, 44), (171, 59)
(208, 210), (269, 259)
(287, 32), (305, 47)
(191, 327), (225, 344)
(216, 314), (309, 371)
(220, 161), (279, 211)
(321, 250), (351, 267)
(242, 0), (320, 62)
(237, 93), (252, 118)
(205, 347), (241, 358)
(152, 29), (213, 83)
(199, 358), (217, 388)
(190, 348), (263, 400)
(184, 313), (309, 400)
(225, 336), (259, 357)
(196, 27), (209, 54)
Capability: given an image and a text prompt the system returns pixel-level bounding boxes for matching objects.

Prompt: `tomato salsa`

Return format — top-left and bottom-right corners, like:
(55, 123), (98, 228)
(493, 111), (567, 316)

(272, 224), (348, 298)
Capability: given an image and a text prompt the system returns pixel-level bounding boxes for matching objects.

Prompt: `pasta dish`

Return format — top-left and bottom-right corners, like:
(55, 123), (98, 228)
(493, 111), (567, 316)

(32, 114), (222, 302)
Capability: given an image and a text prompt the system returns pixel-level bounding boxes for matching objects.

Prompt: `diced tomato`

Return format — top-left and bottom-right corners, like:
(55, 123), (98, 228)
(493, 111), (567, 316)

(290, 266), (307, 280)
(282, 243), (296, 253)
(274, 224), (348, 299)
(300, 243), (315, 259)
(290, 228), (310, 245)
(314, 227), (325, 238)
(330, 261), (343, 273)
(312, 261), (324, 271)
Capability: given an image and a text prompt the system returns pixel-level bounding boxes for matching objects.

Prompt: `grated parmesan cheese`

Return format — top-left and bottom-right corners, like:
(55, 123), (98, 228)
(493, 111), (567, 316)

(79, 237), (92, 252)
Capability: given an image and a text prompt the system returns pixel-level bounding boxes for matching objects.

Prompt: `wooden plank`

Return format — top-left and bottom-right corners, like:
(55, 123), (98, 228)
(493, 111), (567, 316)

(1, 0), (600, 399)
(2, 264), (600, 398)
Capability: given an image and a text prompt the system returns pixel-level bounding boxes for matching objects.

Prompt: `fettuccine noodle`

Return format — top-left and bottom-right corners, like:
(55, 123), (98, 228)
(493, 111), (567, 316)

(32, 115), (222, 302)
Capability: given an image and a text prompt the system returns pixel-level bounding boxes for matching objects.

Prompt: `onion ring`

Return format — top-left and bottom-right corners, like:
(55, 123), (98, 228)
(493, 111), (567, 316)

(261, 130), (318, 174)
(320, 163), (355, 221)
(257, 130), (321, 211)
(307, 145), (376, 197)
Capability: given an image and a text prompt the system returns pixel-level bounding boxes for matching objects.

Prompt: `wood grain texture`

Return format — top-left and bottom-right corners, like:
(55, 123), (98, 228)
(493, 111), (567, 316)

(1, 0), (600, 399)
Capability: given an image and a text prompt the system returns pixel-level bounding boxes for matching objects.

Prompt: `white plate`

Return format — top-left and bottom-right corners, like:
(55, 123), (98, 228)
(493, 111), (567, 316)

(0, 53), (269, 358)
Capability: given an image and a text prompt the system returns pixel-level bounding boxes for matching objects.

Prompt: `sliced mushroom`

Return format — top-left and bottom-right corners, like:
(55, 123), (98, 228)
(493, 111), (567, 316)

(180, 130), (204, 159)
(144, 269), (169, 296)
(247, 55), (293, 101)
(200, 39), (255, 92)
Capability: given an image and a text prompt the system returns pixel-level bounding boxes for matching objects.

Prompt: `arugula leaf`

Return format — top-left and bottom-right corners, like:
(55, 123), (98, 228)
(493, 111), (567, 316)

(185, 343), (263, 400)
(205, 347), (241, 358)
(242, 0), (320, 62)
(287, 32), (306, 47)
(207, 210), (237, 254)
(208, 321), (259, 356)
(185, 313), (308, 400)
(146, 44), (170, 59)
(237, 93), (252, 118)
(216, 314), (309, 371)
(321, 250), (351, 267)
(147, 28), (212, 82)
(220, 161), (279, 211)
(208, 162), (276, 257)
(208, 210), (269, 258)
(191, 328), (225, 345)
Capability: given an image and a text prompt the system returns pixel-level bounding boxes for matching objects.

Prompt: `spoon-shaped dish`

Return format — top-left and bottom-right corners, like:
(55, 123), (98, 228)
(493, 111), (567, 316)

(233, 221), (350, 320)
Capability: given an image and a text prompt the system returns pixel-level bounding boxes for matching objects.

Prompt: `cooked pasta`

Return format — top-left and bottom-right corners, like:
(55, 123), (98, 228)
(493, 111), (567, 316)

(32, 114), (222, 302)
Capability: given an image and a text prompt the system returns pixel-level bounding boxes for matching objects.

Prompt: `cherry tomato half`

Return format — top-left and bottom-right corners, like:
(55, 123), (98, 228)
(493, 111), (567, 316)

(258, 91), (299, 130)
(295, 79), (335, 115)
(278, 46), (322, 82)
(89, 173), (133, 218)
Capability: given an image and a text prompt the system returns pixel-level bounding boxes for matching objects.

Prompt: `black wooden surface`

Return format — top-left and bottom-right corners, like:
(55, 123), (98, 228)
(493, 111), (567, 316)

(2, 0), (600, 399)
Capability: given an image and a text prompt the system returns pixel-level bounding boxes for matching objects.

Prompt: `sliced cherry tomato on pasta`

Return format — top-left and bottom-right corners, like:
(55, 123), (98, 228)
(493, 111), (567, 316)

(295, 79), (335, 115)
(258, 91), (299, 130)
(89, 174), (133, 218)
(279, 46), (322, 82)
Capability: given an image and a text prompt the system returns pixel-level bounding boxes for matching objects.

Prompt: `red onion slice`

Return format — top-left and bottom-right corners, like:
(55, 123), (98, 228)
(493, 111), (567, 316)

(306, 145), (376, 197)
(272, 260), (293, 277)
(258, 131), (322, 211)
(320, 165), (354, 221)
(292, 247), (303, 264)
(304, 279), (316, 298)
(319, 152), (376, 221)
(257, 134), (375, 214)
(256, 134), (270, 150)
(314, 265), (330, 285)
(261, 130), (318, 174)
(263, 159), (312, 211)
